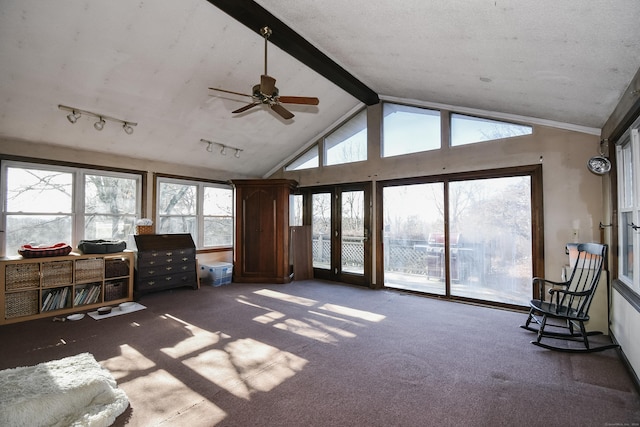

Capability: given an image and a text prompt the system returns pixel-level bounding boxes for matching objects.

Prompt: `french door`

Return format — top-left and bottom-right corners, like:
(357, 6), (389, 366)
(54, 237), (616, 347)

(309, 183), (372, 286)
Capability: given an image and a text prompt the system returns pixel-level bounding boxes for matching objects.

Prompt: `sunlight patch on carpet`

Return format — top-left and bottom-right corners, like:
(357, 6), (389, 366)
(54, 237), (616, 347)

(100, 345), (156, 381)
(182, 338), (307, 399)
(160, 314), (229, 358)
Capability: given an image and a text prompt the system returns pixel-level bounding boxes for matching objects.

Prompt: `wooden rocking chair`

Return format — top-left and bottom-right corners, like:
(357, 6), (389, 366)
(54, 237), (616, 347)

(521, 242), (619, 353)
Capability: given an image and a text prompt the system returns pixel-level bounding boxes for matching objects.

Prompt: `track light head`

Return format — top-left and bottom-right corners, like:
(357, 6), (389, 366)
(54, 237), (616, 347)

(122, 122), (134, 135)
(67, 110), (80, 124)
(234, 149), (241, 158)
(94, 117), (105, 131)
(220, 146), (227, 155)
(206, 142), (213, 152)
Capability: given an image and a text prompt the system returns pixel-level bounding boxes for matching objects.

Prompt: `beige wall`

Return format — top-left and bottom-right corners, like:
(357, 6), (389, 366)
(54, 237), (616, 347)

(272, 104), (604, 285)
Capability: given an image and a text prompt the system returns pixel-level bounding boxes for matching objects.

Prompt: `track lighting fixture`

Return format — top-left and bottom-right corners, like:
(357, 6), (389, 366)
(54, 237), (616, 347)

(58, 104), (137, 135)
(67, 110), (80, 123)
(200, 139), (243, 159)
(94, 117), (105, 131)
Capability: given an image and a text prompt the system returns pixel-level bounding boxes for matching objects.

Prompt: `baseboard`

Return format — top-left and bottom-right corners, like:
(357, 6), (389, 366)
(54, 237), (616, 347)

(610, 330), (640, 395)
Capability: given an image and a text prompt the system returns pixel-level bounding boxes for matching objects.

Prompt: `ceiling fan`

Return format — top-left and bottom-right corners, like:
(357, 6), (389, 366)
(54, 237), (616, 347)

(209, 26), (319, 120)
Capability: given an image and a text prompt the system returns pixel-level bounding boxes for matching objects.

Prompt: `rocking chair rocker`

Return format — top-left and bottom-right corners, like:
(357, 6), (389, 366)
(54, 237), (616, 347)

(521, 242), (619, 353)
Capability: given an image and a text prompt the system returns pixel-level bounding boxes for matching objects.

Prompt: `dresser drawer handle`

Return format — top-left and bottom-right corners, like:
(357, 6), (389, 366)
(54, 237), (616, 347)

(148, 270), (155, 275)
(165, 266), (173, 271)
(148, 281), (155, 286)
(165, 276), (172, 281)
(166, 258), (173, 263)
(166, 251), (173, 256)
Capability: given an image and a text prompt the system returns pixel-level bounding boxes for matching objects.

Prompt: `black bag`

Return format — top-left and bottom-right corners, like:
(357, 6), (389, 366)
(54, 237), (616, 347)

(77, 239), (126, 254)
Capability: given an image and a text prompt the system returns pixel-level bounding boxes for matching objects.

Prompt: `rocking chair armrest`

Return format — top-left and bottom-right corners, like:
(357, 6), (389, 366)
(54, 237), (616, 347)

(550, 288), (591, 297)
(532, 277), (569, 301)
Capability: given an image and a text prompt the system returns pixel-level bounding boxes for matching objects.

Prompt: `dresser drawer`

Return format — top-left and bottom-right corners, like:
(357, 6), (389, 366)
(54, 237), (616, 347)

(136, 272), (197, 291)
(137, 262), (194, 279)
(137, 248), (195, 269)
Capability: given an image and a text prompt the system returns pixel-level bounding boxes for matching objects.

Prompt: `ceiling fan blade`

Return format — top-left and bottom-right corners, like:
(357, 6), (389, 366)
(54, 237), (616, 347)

(270, 103), (294, 120)
(209, 87), (253, 98)
(232, 103), (260, 114)
(278, 96), (320, 105)
(260, 75), (276, 95)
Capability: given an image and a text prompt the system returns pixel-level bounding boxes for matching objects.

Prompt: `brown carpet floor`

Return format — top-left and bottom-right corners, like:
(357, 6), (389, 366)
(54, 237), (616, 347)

(0, 279), (638, 427)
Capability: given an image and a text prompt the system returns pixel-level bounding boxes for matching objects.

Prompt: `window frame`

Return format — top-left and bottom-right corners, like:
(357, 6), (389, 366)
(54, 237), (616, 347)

(155, 175), (233, 250)
(323, 108), (368, 166)
(616, 126), (640, 293)
(450, 112), (533, 147)
(381, 102), (442, 157)
(1, 159), (143, 257)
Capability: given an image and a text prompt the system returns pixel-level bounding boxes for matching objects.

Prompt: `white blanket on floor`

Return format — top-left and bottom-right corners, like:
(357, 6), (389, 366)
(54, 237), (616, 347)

(0, 352), (129, 427)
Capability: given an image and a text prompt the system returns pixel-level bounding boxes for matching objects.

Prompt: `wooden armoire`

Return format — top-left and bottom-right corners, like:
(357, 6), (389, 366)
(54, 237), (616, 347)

(231, 179), (297, 283)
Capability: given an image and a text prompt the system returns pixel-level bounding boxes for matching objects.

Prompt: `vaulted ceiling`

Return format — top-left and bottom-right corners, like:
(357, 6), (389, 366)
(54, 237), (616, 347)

(0, 1), (638, 177)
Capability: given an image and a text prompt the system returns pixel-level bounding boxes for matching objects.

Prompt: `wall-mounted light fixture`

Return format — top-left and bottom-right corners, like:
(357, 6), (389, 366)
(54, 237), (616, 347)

(58, 104), (137, 135)
(587, 138), (611, 175)
(200, 139), (243, 159)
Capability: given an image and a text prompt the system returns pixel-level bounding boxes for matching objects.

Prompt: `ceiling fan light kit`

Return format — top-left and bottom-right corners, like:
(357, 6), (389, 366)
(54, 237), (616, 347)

(209, 26), (319, 120)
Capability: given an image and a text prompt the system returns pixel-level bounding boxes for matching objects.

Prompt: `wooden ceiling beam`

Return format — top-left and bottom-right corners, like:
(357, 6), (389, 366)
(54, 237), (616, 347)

(207, 0), (380, 106)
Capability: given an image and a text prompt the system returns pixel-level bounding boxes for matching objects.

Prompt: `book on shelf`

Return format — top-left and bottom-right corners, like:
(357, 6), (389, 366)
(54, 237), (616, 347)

(42, 291), (52, 310)
(58, 287), (68, 309)
(74, 288), (85, 306)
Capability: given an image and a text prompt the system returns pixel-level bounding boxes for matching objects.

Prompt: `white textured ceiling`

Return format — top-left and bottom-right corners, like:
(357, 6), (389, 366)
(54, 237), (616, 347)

(0, 1), (639, 177)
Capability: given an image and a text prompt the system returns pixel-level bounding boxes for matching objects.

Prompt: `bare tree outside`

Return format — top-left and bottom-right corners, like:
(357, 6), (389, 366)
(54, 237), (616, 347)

(312, 193), (331, 267)
(158, 182), (197, 237)
(85, 174), (137, 240)
(4, 166), (141, 256)
(383, 176), (532, 305)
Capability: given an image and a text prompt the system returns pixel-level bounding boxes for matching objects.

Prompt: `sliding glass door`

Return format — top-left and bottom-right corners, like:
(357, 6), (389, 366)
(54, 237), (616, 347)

(380, 167), (540, 307)
(382, 183), (446, 295)
(448, 176), (532, 305)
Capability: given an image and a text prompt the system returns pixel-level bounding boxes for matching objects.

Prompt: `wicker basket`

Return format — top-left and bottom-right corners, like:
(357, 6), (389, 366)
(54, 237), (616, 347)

(105, 258), (130, 278)
(5, 263), (40, 291)
(104, 280), (127, 301)
(5, 290), (38, 318)
(75, 258), (104, 282)
(136, 225), (154, 235)
(42, 260), (73, 287)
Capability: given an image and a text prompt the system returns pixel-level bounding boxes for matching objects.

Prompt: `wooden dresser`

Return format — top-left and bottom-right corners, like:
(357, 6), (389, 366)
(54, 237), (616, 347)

(231, 179), (297, 283)
(134, 233), (199, 297)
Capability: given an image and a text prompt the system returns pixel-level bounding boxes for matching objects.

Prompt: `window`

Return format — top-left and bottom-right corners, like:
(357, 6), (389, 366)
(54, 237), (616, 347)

(616, 127), (639, 292)
(325, 109), (367, 166)
(1, 161), (141, 257)
(382, 103), (441, 157)
(290, 194), (303, 226)
(451, 113), (532, 146)
(156, 177), (232, 248)
(285, 145), (319, 171)
(84, 174), (139, 241)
